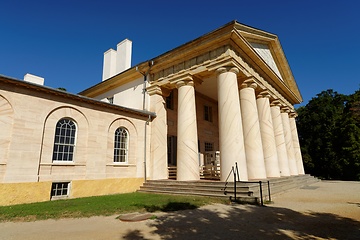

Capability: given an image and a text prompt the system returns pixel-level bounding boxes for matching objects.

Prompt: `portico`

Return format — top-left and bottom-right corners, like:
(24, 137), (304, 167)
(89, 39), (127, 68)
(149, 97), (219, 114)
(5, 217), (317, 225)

(147, 21), (305, 182)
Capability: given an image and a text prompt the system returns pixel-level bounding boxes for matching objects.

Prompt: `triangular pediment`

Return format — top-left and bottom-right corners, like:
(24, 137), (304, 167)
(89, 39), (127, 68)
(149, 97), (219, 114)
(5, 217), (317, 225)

(249, 42), (283, 81)
(232, 22), (302, 103)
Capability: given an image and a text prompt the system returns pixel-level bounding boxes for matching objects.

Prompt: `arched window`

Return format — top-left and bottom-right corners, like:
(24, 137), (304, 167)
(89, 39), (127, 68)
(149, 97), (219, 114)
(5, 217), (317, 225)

(114, 127), (128, 163)
(52, 118), (76, 161)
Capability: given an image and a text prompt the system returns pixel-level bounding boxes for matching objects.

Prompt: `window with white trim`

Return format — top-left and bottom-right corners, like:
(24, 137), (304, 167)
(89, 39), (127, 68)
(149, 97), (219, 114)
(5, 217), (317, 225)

(114, 127), (129, 163)
(51, 182), (70, 198)
(52, 118), (76, 161)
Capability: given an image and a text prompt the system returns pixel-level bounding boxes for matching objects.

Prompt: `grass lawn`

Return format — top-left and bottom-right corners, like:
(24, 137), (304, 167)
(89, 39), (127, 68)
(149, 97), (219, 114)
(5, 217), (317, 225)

(0, 192), (228, 222)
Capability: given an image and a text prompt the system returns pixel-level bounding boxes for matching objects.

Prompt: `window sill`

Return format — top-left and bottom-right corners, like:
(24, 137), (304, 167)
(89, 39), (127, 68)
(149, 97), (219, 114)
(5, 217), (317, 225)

(51, 196), (69, 201)
(41, 162), (86, 166)
(106, 163), (136, 167)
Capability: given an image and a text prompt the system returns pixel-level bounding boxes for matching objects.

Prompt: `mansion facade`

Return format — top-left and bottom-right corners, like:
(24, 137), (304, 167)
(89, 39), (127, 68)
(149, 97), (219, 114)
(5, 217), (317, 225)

(0, 21), (305, 205)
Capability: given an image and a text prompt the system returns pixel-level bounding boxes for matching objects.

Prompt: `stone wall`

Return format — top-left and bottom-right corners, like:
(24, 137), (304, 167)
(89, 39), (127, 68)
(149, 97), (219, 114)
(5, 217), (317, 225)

(0, 80), (149, 205)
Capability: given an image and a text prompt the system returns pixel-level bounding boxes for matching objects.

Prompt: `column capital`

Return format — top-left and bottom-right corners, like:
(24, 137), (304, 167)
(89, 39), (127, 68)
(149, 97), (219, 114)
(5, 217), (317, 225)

(280, 106), (291, 113)
(270, 99), (282, 107)
(176, 79), (194, 88)
(216, 66), (239, 75)
(289, 111), (298, 118)
(240, 78), (257, 90)
(147, 85), (171, 97)
(256, 90), (271, 99)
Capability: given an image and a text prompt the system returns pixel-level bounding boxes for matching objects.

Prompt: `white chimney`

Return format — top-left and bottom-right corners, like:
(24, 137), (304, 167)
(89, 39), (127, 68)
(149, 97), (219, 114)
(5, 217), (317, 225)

(102, 49), (117, 81)
(24, 73), (44, 85)
(102, 39), (132, 81)
(116, 39), (132, 74)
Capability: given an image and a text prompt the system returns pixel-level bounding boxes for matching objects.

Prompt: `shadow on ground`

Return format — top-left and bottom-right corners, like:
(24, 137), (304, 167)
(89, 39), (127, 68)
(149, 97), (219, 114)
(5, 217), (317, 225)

(122, 203), (360, 240)
(134, 202), (198, 213)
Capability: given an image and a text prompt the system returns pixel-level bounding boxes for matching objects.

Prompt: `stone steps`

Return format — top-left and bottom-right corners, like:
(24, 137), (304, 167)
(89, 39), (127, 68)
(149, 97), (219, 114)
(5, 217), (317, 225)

(138, 188), (259, 204)
(138, 174), (320, 205)
(140, 180), (253, 196)
(139, 180), (257, 204)
(251, 174), (320, 200)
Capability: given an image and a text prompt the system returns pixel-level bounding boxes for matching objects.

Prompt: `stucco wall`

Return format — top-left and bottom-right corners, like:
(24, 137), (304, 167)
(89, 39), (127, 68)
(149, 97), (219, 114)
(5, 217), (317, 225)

(0, 181), (51, 206)
(71, 178), (144, 198)
(96, 77), (149, 111)
(0, 178), (143, 206)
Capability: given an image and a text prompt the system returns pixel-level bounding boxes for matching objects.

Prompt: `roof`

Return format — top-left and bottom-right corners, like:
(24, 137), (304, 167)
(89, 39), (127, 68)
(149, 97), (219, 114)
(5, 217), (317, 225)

(81, 20), (303, 104)
(0, 74), (156, 119)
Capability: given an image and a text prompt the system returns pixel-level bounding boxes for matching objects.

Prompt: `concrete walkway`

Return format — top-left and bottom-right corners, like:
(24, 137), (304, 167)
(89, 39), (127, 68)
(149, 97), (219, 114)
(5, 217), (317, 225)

(0, 180), (359, 240)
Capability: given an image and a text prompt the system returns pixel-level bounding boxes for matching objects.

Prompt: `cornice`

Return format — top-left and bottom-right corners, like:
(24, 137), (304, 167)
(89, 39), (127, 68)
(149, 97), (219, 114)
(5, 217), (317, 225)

(148, 22), (236, 74)
(234, 22), (278, 40)
(0, 75), (156, 119)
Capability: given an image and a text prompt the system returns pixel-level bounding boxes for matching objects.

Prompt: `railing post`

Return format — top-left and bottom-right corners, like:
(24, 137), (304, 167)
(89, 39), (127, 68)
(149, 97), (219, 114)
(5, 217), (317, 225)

(233, 167), (237, 201)
(267, 181), (271, 202)
(259, 181), (263, 206)
(235, 162), (240, 181)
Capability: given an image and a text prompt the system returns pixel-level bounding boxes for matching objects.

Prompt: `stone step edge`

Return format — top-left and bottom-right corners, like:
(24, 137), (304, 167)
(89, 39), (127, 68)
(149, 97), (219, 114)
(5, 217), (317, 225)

(139, 186), (253, 195)
(141, 183), (251, 190)
(137, 189), (258, 203)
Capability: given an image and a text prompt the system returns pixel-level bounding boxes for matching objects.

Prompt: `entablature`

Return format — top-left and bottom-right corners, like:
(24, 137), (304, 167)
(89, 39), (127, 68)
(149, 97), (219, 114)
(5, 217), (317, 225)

(148, 43), (295, 109)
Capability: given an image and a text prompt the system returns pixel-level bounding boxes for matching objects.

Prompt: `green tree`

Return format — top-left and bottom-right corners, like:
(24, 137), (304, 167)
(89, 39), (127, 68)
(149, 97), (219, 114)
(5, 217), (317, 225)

(297, 90), (347, 179)
(297, 89), (360, 180)
(336, 89), (360, 180)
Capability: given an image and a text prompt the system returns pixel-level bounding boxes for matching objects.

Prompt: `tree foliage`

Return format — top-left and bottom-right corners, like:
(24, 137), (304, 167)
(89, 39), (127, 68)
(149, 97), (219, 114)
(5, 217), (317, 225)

(57, 87), (67, 91)
(297, 89), (360, 180)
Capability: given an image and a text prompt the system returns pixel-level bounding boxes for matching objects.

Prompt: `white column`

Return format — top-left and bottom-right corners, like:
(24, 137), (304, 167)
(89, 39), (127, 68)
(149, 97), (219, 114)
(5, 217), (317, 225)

(270, 100), (290, 176)
(176, 79), (200, 181)
(257, 91), (280, 178)
(240, 79), (267, 180)
(281, 107), (298, 175)
(289, 112), (305, 174)
(217, 67), (248, 181)
(148, 86), (168, 180)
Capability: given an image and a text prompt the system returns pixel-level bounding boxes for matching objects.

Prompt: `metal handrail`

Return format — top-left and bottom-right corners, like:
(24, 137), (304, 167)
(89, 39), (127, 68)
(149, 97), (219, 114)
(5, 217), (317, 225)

(222, 167), (234, 195)
(223, 162), (272, 206)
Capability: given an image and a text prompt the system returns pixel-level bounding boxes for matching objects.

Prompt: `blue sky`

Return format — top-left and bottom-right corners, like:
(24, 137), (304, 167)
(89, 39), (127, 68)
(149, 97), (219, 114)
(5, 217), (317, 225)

(1, 0), (359, 106)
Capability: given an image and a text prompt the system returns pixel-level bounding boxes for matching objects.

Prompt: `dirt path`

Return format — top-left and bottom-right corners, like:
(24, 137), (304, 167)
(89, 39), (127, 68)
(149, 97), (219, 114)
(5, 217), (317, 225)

(1, 180), (359, 240)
